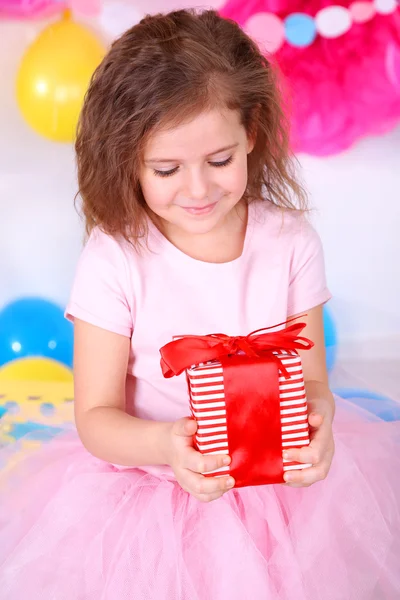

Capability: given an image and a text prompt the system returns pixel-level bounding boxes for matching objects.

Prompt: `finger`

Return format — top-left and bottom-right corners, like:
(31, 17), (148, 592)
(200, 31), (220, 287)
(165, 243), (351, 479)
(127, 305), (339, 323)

(284, 436), (335, 468)
(182, 470), (235, 497)
(283, 463), (329, 486)
(283, 444), (321, 465)
(308, 412), (324, 429)
(184, 446), (231, 475)
(309, 424), (331, 448)
(283, 423), (331, 463)
(173, 417), (198, 437)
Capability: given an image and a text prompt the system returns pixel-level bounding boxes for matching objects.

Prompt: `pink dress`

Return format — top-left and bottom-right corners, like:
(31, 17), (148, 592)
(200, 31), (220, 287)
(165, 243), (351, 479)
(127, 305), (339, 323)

(0, 201), (399, 599)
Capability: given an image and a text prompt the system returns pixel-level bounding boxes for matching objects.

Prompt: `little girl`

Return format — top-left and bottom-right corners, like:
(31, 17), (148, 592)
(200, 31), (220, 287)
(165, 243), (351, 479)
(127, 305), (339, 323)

(1, 9), (399, 600)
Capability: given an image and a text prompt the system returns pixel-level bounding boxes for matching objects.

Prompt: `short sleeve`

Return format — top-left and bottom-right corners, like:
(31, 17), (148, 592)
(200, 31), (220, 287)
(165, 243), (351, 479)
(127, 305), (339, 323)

(287, 220), (332, 316)
(65, 229), (133, 337)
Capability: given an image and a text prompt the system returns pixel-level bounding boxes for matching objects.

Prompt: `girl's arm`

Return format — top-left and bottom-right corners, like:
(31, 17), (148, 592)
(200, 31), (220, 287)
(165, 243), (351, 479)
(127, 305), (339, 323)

(73, 319), (233, 501)
(295, 304), (335, 417)
(283, 304), (335, 486)
(73, 318), (171, 466)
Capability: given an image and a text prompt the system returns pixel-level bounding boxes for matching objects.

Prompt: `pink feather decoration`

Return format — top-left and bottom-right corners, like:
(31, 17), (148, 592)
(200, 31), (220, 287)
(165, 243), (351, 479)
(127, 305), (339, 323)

(220, 0), (400, 155)
(0, 0), (65, 18)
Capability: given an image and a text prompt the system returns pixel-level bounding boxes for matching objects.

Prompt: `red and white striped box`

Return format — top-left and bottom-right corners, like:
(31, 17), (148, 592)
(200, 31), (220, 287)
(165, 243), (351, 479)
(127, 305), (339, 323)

(187, 349), (311, 483)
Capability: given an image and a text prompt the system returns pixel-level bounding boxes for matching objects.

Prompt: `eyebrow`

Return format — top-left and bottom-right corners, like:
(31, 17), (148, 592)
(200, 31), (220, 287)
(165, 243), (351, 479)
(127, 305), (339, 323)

(145, 143), (239, 164)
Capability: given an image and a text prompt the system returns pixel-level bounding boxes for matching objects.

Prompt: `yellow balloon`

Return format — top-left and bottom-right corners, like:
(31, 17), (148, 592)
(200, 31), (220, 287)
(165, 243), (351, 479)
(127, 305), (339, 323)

(0, 358), (73, 382)
(16, 11), (105, 142)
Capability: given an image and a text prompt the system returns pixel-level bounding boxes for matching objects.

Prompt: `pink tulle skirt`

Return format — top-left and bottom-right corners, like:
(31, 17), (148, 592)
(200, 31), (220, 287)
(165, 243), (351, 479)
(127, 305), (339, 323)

(0, 396), (399, 600)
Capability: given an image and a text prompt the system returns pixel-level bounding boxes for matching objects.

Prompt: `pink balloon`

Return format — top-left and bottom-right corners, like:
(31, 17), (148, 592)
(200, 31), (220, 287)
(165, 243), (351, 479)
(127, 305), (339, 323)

(244, 12), (285, 55)
(350, 1), (376, 23)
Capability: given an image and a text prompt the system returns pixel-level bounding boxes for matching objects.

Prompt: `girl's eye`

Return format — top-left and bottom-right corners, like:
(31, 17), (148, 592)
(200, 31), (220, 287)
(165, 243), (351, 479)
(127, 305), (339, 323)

(209, 156), (233, 168)
(153, 156), (233, 177)
(153, 167), (179, 178)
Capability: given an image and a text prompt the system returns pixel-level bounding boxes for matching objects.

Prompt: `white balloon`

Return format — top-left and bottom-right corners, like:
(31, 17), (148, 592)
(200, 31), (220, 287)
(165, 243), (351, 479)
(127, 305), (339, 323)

(315, 6), (352, 39)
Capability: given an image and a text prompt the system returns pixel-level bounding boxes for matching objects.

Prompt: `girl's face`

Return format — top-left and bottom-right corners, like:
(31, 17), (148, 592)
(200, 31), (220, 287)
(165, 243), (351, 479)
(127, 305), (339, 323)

(139, 108), (254, 238)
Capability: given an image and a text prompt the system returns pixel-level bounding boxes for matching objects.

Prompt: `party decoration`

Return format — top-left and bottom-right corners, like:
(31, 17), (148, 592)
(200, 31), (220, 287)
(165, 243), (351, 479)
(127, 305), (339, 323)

(386, 42), (400, 88)
(221, 0), (400, 155)
(0, 297), (73, 368)
(350, 1), (376, 22)
(0, 0), (224, 20)
(0, 0), (64, 18)
(0, 380), (74, 452)
(0, 358), (73, 382)
(4, 0), (400, 152)
(226, 2), (400, 52)
(323, 306), (337, 372)
(244, 12), (285, 54)
(0, 0), (101, 19)
(16, 11), (104, 142)
(374, 0), (397, 15)
(284, 14), (317, 48)
(315, 6), (352, 39)
(1, 421), (65, 442)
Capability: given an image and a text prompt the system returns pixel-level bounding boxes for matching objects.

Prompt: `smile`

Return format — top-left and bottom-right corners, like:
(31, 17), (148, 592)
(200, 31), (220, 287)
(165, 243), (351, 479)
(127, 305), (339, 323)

(181, 202), (217, 216)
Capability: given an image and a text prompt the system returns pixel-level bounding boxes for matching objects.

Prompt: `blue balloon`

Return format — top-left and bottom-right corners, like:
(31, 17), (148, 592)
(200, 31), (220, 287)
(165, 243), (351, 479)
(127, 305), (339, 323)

(323, 305), (337, 372)
(0, 297), (73, 368)
(284, 13), (317, 48)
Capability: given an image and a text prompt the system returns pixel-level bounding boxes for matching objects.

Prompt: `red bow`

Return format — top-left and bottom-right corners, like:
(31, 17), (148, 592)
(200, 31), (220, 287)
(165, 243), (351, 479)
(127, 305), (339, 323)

(160, 318), (313, 379)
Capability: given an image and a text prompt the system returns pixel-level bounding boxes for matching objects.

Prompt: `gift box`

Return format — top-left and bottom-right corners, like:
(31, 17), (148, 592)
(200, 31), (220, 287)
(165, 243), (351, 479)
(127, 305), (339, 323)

(160, 321), (314, 488)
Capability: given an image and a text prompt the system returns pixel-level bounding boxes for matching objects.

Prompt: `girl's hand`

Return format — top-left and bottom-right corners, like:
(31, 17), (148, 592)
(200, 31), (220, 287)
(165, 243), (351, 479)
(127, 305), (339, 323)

(282, 395), (335, 487)
(162, 417), (235, 502)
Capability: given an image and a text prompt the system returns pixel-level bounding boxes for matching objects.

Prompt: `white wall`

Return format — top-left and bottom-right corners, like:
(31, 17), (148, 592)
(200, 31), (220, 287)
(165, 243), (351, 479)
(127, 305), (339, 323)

(300, 131), (400, 359)
(1, 18), (399, 360)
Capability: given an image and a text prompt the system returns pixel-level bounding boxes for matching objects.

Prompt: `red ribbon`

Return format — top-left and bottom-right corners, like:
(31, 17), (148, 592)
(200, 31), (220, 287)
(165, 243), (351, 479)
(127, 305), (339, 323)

(160, 318), (313, 379)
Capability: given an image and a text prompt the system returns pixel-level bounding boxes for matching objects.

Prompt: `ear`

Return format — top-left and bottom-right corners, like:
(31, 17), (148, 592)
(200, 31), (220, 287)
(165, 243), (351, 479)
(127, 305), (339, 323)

(247, 104), (260, 154)
(247, 135), (255, 155)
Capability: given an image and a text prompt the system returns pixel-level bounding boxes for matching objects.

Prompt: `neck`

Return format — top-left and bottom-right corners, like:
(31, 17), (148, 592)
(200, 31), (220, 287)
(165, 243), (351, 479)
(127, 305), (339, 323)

(154, 200), (248, 263)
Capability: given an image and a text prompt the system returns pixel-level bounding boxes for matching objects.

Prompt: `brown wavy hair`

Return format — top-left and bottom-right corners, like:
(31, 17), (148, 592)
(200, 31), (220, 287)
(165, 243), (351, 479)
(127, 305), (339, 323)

(75, 8), (307, 243)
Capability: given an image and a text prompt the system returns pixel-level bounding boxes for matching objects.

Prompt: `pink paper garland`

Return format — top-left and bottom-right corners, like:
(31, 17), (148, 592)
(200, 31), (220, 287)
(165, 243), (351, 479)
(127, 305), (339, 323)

(245, 12), (285, 53)
(238, 2), (399, 51)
